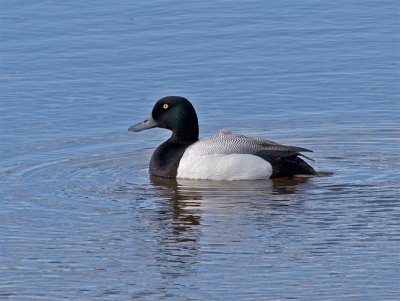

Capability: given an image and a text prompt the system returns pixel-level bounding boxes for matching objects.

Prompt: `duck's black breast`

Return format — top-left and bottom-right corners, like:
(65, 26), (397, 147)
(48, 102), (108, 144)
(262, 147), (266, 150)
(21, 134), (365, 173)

(149, 139), (192, 178)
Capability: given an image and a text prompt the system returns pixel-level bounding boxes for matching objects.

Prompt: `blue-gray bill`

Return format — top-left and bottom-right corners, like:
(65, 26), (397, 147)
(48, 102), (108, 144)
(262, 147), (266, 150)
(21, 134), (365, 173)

(129, 116), (158, 132)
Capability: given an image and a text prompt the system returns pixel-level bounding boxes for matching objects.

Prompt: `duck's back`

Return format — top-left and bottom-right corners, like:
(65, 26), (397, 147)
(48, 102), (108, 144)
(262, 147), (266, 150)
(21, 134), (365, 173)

(177, 129), (316, 180)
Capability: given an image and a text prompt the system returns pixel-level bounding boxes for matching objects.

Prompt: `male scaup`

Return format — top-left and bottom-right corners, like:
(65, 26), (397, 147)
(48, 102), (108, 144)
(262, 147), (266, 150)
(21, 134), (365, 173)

(129, 96), (316, 180)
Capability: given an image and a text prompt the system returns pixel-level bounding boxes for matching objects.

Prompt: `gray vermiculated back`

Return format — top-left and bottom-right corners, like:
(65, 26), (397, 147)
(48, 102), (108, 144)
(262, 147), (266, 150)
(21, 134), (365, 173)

(185, 129), (312, 157)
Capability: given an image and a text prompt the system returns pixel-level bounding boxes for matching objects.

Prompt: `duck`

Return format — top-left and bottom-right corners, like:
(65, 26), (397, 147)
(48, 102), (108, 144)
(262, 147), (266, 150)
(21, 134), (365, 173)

(129, 96), (316, 180)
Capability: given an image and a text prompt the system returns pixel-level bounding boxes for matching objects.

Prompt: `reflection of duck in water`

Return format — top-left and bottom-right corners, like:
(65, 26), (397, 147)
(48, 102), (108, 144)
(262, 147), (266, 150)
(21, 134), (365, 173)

(150, 175), (312, 215)
(130, 96), (316, 180)
(150, 176), (202, 231)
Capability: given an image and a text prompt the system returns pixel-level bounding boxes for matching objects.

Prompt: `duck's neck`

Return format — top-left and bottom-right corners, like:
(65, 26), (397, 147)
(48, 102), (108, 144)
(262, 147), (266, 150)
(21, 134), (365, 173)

(170, 124), (199, 144)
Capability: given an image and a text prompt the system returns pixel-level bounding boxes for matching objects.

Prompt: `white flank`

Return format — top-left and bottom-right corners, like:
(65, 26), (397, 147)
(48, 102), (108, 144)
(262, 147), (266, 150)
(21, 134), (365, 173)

(177, 153), (272, 180)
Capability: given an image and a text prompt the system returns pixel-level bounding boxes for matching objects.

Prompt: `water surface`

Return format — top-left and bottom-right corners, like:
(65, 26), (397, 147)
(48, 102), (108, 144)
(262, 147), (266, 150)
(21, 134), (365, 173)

(1, 1), (399, 300)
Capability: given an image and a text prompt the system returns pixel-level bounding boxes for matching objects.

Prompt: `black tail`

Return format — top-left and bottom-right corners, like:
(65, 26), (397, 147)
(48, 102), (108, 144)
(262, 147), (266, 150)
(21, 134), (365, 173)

(270, 154), (317, 178)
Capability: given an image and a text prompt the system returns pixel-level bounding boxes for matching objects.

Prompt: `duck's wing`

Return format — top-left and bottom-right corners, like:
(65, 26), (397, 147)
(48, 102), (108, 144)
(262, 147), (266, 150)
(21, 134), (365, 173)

(188, 129), (313, 160)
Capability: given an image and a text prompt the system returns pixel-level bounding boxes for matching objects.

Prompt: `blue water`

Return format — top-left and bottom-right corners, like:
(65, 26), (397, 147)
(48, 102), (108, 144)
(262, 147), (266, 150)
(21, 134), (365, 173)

(1, 1), (399, 300)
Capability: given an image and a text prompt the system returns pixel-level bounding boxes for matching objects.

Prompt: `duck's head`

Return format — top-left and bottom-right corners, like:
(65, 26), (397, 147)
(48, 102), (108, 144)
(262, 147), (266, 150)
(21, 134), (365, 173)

(129, 96), (199, 142)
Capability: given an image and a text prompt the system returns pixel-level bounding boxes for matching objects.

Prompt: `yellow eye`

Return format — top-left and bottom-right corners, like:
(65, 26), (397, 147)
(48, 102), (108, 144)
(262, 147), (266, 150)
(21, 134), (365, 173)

(163, 103), (169, 109)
